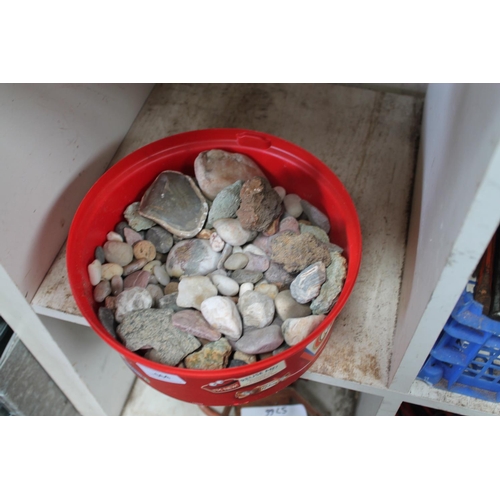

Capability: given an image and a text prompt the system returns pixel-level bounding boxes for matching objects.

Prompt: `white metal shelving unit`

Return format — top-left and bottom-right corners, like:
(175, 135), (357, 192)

(3, 83), (500, 415)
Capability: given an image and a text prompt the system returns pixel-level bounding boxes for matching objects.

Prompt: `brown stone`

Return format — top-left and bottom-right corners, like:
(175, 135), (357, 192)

(236, 177), (282, 232)
(164, 281), (179, 295)
(270, 232), (331, 273)
(133, 240), (157, 262)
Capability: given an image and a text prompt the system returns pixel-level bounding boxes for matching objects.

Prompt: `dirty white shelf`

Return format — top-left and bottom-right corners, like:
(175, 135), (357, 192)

(28, 84), (500, 416)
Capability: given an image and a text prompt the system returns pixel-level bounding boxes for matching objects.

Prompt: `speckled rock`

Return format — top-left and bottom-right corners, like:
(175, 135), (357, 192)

(270, 232), (331, 273)
(236, 176), (282, 232)
(231, 269), (263, 284)
(115, 287), (153, 322)
(230, 324), (283, 355)
(282, 314), (326, 346)
(299, 223), (330, 243)
(117, 309), (201, 366)
(237, 291), (275, 328)
(184, 338), (232, 370)
(207, 180), (244, 227)
(200, 296), (242, 340)
(139, 170), (209, 238)
(176, 275), (218, 310)
(172, 309), (221, 342)
(123, 270), (150, 289)
(146, 226), (174, 254)
(133, 240), (157, 263)
(103, 241), (134, 267)
(212, 218), (255, 247)
(124, 202), (156, 231)
(310, 252), (347, 315)
(166, 239), (222, 277)
(300, 200), (330, 233)
(274, 290), (311, 321)
(194, 149), (266, 200)
(290, 261), (326, 304)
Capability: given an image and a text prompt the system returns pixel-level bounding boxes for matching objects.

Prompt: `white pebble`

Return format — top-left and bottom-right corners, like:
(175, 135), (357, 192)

(232, 246), (243, 254)
(210, 275), (240, 296)
(107, 231), (123, 242)
(242, 244), (266, 256)
(88, 259), (102, 286)
(283, 193), (303, 218)
(239, 282), (254, 296)
(153, 265), (171, 286)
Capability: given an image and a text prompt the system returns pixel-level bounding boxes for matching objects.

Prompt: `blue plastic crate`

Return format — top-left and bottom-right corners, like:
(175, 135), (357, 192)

(417, 283), (500, 403)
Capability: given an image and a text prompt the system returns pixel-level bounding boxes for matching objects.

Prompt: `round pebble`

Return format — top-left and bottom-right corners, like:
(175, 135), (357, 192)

(123, 270), (150, 289)
(124, 227), (143, 246)
(211, 275), (239, 296)
(275, 290), (311, 321)
(283, 194), (303, 218)
(103, 241), (134, 267)
(94, 280), (111, 303)
(95, 246), (106, 264)
(254, 283), (279, 300)
(133, 240), (156, 262)
(88, 259), (102, 286)
(224, 252), (249, 271)
(177, 276), (218, 310)
(237, 291), (275, 328)
(101, 263), (123, 281)
(146, 226), (174, 254)
(146, 284), (164, 307)
(153, 265), (171, 286)
(213, 218), (255, 247)
(143, 259), (161, 272)
(239, 282), (254, 295)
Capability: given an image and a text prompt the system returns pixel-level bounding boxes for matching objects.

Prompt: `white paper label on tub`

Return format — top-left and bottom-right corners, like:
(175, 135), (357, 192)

(137, 363), (186, 384)
(240, 404), (307, 416)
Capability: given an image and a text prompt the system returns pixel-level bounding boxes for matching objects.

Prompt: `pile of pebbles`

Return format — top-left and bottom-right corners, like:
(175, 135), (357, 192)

(88, 149), (347, 370)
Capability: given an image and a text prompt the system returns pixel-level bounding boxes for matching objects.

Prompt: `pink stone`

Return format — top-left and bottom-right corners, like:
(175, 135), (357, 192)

(123, 270), (151, 289)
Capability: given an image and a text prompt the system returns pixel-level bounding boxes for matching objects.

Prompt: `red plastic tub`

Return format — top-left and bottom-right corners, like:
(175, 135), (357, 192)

(67, 129), (362, 406)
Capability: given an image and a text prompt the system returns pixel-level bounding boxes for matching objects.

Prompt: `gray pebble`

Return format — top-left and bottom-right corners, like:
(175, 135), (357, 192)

(98, 307), (116, 338)
(95, 246), (106, 264)
(94, 280), (111, 303)
(153, 264), (170, 286)
(230, 324), (283, 355)
(231, 269), (263, 284)
(146, 226), (174, 254)
(124, 202), (156, 231)
(274, 290), (311, 321)
(103, 241), (134, 267)
(300, 200), (330, 233)
(224, 252), (249, 271)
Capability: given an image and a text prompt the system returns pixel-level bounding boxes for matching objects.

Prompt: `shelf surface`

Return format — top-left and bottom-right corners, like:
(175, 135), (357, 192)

(31, 84), (423, 391)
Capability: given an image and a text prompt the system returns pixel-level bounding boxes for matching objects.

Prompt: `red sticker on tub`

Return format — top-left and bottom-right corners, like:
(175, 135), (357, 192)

(202, 360), (287, 394)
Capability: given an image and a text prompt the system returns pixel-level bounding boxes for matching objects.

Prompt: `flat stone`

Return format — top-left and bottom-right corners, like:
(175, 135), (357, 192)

(244, 252), (269, 272)
(123, 227), (143, 246)
(210, 274), (240, 296)
(139, 170), (209, 238)
(101, 263), (123, 281)
(124, 202), (156, 231)
(237, 290), (275, 328)
(311, 252), (347, 315)
(231, 269), (263, 284)
(98, 307), (116, 338)
(264, 262), (296, 290)
(275, 290), (311, 321)
(194, 149), (266, 200)
(270, 232), (331, 273)
(290, 261), (326, 304)
(88, 259), (102, 286)
(103, 241), (134, 267)
(94, 280), (111, 303)
(158, 292), (183, 312)
(133, 240), (157, 262)
(299, 223), (330, 243)
(122, 258), (148, 276)
(166, 239), (222, 277)
(111, 275), (124, 296)
(184, 338), (232, 370)
(146, 284), (164, 307)
(224, 252), (249, 270)
(145, 226), (174, 254)
(117, 309), (201, 366)
(236, 176), (282, 232)
(300, 199), (330, 233)
(172, 309), (221, 341)
(282, 315), (326, 346)
(123, 270), (150, 289)
(200, 296), (242, 340)
(283, 194), (303, 218)
(213, 218), (255, 247)
(207, 180), (244, 226)
(177, 276), (218, 310)
(230, 324), (283, 355)
(115, 287), (153, 323)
